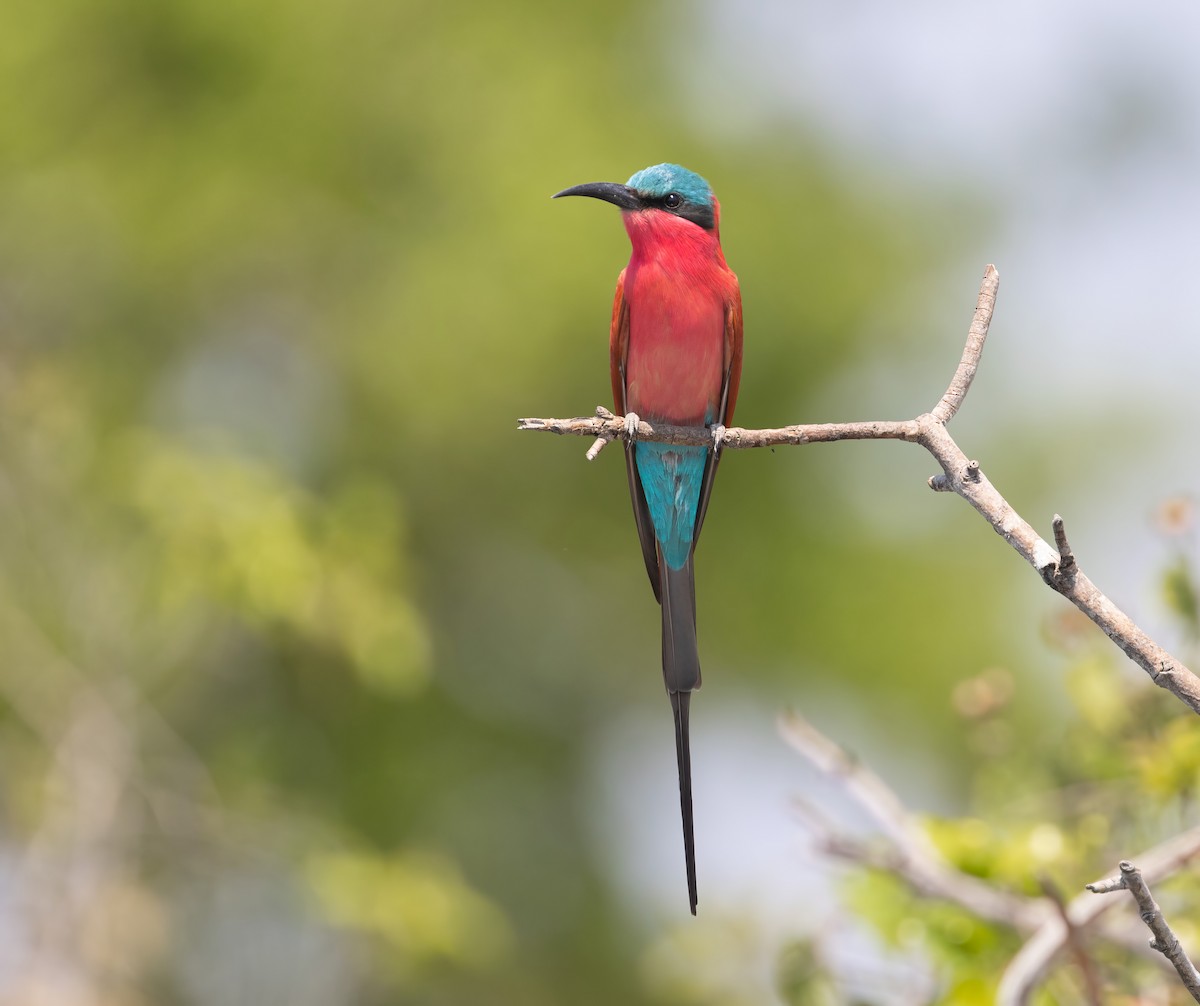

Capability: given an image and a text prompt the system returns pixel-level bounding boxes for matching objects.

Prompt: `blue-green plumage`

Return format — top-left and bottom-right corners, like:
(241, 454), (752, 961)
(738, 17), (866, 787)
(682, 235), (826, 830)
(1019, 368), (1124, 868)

(626, 164), (713, 207)
(625, 164), (716, 230)
(634, 443), (710, 570)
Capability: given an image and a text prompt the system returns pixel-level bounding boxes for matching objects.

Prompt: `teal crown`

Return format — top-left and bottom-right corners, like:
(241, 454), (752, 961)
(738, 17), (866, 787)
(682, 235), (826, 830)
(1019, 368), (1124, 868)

(627, 163), (713, 209)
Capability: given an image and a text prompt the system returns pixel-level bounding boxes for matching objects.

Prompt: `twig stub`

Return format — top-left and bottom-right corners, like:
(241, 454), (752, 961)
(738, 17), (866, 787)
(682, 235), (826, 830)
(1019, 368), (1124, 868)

(1051, 514), (1077, 578)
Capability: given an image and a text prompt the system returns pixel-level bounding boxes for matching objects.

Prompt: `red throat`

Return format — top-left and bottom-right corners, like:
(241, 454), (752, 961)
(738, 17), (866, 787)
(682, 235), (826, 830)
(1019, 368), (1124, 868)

(620, 201), (726, 268)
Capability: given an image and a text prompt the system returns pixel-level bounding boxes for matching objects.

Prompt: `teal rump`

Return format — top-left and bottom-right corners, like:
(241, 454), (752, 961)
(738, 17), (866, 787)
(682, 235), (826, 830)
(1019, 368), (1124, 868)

(634, 443), (710, 570)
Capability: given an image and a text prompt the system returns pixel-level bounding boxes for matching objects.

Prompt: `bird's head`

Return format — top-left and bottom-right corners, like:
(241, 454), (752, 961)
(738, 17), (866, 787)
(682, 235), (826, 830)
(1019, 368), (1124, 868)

(554, 163), (717, 232)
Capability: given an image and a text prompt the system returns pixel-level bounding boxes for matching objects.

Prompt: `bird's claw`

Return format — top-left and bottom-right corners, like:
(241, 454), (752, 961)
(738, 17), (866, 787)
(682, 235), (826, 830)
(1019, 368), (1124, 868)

(710, 423), (726, 451)
(623, 411), (640, 441)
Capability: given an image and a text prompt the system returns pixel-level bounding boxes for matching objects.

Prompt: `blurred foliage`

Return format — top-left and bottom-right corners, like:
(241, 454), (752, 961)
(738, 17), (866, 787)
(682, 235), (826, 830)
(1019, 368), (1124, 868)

(129, 435), (430, 694)
(0, 0), (1184, 1003)
(825, 537), (1200, 1003)
(306, 847), (513, 972)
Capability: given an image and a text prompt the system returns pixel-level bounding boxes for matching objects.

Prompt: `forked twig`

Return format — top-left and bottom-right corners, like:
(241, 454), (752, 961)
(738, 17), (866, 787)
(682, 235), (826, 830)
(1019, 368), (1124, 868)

(1085, 860), (1200, 1003)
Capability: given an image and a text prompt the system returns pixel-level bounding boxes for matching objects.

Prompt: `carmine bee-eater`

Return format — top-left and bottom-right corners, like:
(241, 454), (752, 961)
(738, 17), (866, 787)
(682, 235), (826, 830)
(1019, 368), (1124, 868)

(554, 163), (743, 915)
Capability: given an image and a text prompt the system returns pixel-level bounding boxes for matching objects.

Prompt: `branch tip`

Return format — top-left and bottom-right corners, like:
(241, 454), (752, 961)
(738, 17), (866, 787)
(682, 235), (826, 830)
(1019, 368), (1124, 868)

(931, 265), (1000, 423)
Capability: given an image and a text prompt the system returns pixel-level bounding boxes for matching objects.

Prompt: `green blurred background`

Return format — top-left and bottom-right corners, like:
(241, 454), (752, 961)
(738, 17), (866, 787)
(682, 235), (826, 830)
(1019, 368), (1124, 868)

(2, 1), (1198, 1003)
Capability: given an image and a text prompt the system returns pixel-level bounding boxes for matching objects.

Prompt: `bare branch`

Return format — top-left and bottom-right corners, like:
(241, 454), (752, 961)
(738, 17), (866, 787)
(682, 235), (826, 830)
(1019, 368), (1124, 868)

(790, 696), (1200, 1006)
(997, 826), (1200, 1005)
(518, 408), (921, 453)
(520, 265), (1200, 717)
(791, 798), (909, 874)
(931, 263), (999, 423)
(782, 710), (1166, 978)
(779, 711), (1039, 929)
(916, 423), (1200, 717)
(1086, 860), (1200, 1002)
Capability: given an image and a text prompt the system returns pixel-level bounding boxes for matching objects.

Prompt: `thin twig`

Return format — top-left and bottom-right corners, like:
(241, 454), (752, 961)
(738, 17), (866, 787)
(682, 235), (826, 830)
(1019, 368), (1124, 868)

(520, 265), (1200, 718)
(1040, 876), (1103, 1006)
(1086, 860), (1200, 1002)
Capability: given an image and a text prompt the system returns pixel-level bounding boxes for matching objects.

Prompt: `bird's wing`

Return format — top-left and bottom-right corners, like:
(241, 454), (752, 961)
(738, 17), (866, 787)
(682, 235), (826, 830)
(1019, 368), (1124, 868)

(694, 283), (744, 542)
(720, 284), (744, 427)
(611, 270), (662, 602)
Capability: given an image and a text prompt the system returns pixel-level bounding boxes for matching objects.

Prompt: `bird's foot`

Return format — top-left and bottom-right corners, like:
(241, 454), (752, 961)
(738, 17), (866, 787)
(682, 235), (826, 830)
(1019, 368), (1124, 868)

(623, 411), (640, 442)
(709, 423), (727, 452)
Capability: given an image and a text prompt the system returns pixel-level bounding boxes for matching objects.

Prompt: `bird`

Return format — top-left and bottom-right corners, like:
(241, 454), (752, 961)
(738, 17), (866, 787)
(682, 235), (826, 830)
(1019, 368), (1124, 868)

(554, 163), (743, 915)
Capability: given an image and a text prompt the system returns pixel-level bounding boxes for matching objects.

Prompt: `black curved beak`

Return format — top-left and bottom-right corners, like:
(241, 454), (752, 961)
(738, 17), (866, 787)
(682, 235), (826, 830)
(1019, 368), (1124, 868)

(552, 181), (642, 210)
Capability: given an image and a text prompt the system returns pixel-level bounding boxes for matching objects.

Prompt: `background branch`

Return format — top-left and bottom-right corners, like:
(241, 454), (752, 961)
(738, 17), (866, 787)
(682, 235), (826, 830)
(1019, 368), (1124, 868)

(779, 710), (1038, 929)
(783, 707), (1200, 1003)
(519, 265), (1200, 717)
(1039, 876), (1104, 1006)
(997, 828), (1200, 1005)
